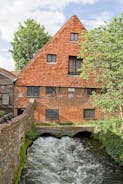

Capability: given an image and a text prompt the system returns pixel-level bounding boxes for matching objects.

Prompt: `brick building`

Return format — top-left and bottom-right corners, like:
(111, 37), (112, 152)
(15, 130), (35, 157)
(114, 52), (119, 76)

(0, 68), (16, 114)
(14, 15), (103, 123)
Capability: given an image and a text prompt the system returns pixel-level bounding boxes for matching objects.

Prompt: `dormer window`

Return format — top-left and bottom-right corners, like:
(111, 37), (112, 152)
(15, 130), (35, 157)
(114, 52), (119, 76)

(47, 54), (56, 63)
(70, 33), (78, 41)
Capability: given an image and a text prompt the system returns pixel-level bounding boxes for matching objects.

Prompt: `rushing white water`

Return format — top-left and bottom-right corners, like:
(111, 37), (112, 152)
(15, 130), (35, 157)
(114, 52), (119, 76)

(20, 136), (123, 184)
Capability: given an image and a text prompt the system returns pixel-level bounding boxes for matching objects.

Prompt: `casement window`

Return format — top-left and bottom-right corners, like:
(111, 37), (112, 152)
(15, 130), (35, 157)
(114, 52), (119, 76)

(83, 109), (95, 119)
(68, 56), (82, 75)
(2, 94), (9, 105)
(47, 54), (56, 63)
(46, 109), (59, 120)
(46, 87), (56, 94)
(27, 86), (40, 97)
(70, 33), (78, 41)
(87, 88), (96, 96)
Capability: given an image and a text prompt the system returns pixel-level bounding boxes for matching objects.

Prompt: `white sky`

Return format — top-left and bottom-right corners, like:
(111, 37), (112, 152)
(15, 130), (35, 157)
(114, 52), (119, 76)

(0, 0), (123, 70)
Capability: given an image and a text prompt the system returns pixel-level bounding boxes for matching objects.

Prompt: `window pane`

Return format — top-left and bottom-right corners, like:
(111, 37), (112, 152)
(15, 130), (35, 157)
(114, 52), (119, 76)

(46, 87), (56, 94)
(74, 33), (78, 41)
(46, 109), (59, 120)
(70, 33), (74, 41)
(68, 56), (82, 75)
(52, 55), (56, 62)
(47, 55), (52, 62)
(27, 87), (32, 96)
(70, 33), (78, 41)
(68, 61), (75, 74)
(76, 59), (82, 74)
(27, 86), (40, 97)
(47, 54), (56, 63)
(2, 94), (9, 105)
(83, 109), (95, 119)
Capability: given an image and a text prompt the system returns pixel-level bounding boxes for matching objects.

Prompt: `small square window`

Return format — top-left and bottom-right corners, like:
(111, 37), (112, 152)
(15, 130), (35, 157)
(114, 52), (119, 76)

(70, 33), (78, 41)
(46, 87), (56, 94)
(83, 109), (95, 119)
(47, 54), (56, 63)
(27, 86), (40, 97)
(46, 109), (59, 120)
(87, 88), (96, 95)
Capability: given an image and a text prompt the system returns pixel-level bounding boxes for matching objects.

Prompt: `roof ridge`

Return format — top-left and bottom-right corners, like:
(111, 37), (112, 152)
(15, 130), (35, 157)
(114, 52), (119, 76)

(0, 68), (16, 80)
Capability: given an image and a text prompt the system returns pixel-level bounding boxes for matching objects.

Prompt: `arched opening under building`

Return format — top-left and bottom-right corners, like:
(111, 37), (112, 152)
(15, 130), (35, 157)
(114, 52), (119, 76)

(74, 131), (92, 138)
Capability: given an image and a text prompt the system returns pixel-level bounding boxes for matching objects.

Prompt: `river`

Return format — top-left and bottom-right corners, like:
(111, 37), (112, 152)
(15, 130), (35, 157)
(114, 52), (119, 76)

(20, 136), (123, 184)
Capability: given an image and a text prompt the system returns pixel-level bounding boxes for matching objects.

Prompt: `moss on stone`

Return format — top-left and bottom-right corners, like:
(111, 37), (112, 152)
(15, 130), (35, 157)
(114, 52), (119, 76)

(14, 123), (38, 184)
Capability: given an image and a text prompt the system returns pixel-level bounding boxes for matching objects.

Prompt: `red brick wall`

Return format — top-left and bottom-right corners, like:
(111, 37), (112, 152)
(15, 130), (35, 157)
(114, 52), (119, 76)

(14, 86), (103, 122)
(15, 15), (98, 88)
(15, 15), (102, 123)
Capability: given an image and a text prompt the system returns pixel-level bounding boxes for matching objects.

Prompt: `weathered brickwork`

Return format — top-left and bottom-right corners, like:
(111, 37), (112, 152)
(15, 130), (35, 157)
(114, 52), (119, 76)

(0, 101), (35, 184)
(15, 15), (103, 123)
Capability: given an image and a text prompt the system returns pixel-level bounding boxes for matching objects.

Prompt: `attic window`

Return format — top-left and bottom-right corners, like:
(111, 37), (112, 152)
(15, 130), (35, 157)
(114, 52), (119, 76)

(70, 33), (78, 41)
(47, 54), (56, 63)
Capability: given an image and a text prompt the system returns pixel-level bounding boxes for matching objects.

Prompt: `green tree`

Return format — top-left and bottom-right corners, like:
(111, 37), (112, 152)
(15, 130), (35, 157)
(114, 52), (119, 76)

(79, 14), (123, 125)
(10, 19), (51, 70)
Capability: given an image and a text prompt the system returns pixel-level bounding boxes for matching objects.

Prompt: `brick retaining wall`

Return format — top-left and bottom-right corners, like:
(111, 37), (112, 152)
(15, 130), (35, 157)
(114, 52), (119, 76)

(0, 101), (35, 184)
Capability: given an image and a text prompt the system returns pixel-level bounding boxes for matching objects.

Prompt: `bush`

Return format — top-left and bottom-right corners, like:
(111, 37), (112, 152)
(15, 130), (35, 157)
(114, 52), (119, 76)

(101, 132), (123, 164)
(93, 118), (123, 165)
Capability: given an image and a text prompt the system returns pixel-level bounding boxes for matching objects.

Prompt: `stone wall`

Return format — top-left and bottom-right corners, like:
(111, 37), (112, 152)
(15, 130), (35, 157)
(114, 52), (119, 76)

(0, 101), (35, 184)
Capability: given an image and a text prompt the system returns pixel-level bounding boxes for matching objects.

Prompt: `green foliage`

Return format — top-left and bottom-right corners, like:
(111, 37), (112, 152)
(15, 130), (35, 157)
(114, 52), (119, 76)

(79, 13), (123, 119)
(14, 123), (38, 184)
(102, 133), (123, 164)
(93, 118), (123, 165)
(94, 117), (122, 135)
(14, 139), (31, 184)
(0, 110), (5, 117)
(10, 19), (51, 70)
(25, 123), (38, 140)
